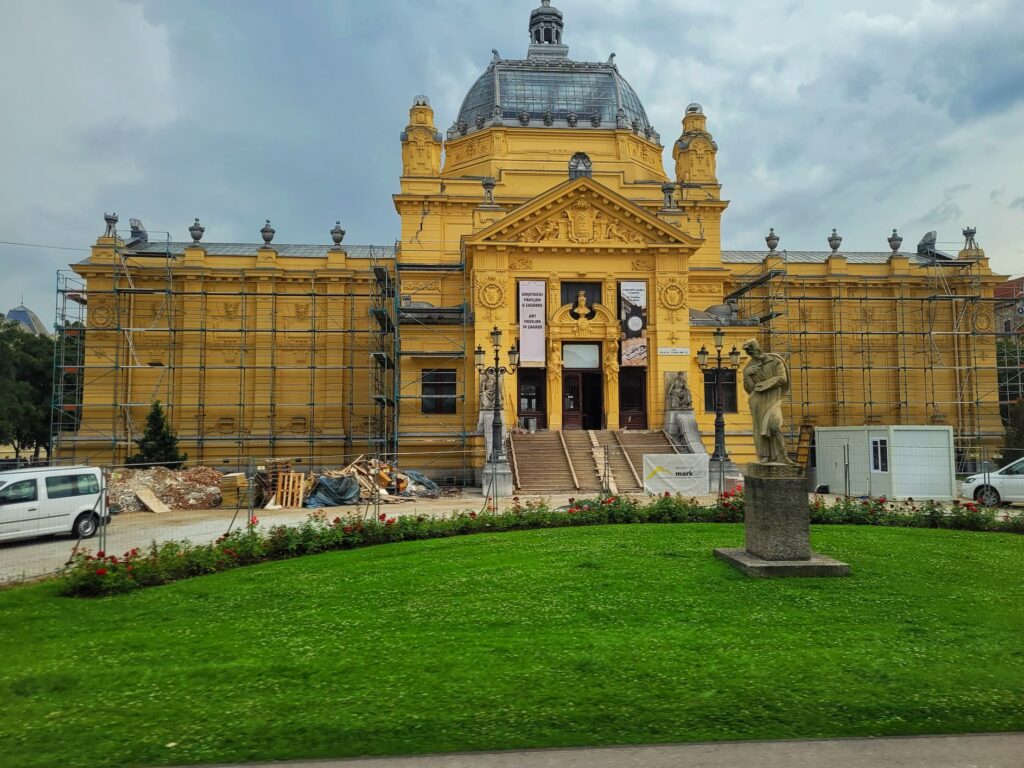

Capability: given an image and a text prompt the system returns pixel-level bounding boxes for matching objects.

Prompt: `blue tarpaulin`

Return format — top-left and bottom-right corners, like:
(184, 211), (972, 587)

(304, 476), (361, 508)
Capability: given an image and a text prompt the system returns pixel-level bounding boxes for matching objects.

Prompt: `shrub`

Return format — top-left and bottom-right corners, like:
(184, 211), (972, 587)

(58, 491), (1022, 597)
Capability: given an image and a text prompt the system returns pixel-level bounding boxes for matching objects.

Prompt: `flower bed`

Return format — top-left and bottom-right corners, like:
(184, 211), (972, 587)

(59, 491), (1022, 597)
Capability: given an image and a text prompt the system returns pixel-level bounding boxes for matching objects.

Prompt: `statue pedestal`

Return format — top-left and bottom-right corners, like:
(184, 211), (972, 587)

(714, 463), (850, 578)
(481, 461), (514, 498)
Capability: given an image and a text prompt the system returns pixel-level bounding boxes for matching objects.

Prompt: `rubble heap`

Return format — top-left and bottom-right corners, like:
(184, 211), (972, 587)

(108, 466), (223, 513)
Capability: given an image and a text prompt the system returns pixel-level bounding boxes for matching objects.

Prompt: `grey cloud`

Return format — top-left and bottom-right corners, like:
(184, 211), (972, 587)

(1010, 197), (1024, 211)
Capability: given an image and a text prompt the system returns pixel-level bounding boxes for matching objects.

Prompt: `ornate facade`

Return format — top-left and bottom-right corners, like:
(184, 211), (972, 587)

(56, 2), (1005, 475)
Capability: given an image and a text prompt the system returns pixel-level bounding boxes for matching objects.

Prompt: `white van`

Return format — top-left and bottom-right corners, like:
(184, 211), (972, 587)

(0, 466), (110, 543)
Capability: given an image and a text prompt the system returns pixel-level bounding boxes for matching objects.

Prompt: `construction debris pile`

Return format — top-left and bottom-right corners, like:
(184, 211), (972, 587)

(108, 467), (223, 513)
(107, 458), (445, 513)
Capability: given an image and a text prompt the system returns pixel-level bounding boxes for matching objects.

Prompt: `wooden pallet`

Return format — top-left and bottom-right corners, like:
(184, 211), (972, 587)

(277, 472), (306, 509)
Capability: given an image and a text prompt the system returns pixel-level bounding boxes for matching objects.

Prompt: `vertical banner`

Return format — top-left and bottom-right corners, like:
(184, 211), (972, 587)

(519, 280), (546, 368)
(619, 281), (648, 367)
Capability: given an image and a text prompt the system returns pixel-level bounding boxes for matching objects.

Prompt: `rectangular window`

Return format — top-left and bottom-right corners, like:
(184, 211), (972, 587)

(422, 369), (457, 414)
(45, 474), (100, 499)
(871, 438), (889, 473)
(703, 369), (738, 413)
(0, 479), (38, 506)
(562, 343), (600, 369)
(560, 282), (601, 311)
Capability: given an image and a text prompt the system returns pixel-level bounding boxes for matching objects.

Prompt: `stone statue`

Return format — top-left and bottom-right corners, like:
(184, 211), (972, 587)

(741, 339), (794, 465)
(479, 369), (497, 410)
(665, 371), (692, 410)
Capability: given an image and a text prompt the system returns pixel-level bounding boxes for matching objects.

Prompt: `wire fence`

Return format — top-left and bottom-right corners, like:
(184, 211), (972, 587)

(2, 443), (1022, 584)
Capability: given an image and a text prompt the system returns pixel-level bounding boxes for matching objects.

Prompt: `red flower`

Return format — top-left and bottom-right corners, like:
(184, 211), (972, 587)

(96, 550), (105, 558)
(343, 525), (353, 534)
(109, 555), (118, 564)
(664, 491), (671, 498)
(126, 565), (133, 572)
(249, 516), (259, 526)
(378, 513), (387, 522)
(333, 516), (342, 525)
(95, 568), (108, 576)
(469, 511), (477, 519)
(385, 517), (396, 526)
(568, 497), (576, 504)
(568, 507), (578, 514)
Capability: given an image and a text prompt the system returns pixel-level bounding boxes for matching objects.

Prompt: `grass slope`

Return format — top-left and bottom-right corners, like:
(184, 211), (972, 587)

(1, 524), (1022, 768)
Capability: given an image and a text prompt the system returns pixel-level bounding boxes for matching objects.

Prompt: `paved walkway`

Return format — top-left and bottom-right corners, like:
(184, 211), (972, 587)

(199, 733), (1023, 768)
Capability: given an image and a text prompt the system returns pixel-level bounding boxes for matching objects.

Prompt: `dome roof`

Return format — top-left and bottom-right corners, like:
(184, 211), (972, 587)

(450, 3), (656, 141)
(6, 305), (48, 336)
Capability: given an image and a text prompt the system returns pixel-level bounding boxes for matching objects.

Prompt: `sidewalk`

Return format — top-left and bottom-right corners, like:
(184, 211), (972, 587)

(200, 733), (1024, 768)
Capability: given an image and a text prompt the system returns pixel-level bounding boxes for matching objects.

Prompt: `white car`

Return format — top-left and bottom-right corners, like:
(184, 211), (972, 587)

(961, 457), (1024, 506)
(0, 466), (110, 543)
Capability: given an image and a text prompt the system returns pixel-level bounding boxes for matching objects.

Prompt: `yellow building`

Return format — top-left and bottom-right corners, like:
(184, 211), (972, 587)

(55, 1), (1005, 485)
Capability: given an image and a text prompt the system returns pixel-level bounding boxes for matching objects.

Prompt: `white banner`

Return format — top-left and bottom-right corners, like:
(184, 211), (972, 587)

(519, 281), (546, 367)
(643, 453), (710, 495)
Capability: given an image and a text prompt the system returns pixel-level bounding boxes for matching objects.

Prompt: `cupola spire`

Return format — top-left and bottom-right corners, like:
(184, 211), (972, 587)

(528, 0), (568, 59)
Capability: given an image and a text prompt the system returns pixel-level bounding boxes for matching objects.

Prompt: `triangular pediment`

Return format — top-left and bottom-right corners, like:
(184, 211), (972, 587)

(466, 177), (700, 248)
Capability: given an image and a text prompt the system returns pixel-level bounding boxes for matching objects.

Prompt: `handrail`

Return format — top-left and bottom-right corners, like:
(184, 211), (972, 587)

(662, 429), (682, 454)
(558, 430), (580, 490)
(613, 430), (642, 488)
(508, 433), (521, 491)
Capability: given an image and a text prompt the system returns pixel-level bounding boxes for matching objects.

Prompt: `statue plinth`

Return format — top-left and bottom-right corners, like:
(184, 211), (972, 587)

(714, 462), (850, 578)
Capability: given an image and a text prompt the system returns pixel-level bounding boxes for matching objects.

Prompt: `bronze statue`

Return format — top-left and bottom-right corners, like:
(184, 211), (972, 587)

(665, 371), (692, 410)
(742, 339), (794, 465)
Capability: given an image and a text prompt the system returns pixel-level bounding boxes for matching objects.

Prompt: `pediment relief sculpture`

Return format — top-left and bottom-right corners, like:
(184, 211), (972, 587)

(513, 199), (645, 245)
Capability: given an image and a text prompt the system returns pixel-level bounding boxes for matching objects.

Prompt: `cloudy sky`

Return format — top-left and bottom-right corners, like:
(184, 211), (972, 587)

(1, 0), (1022, 327)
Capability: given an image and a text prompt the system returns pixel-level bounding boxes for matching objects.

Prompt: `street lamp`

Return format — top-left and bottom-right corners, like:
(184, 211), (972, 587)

(475, 326), (519, 464)
(696, 327), (741, 464)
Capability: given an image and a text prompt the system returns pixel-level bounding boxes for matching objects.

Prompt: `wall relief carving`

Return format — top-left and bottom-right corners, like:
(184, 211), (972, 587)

(476, 275), (506, 309)
(513, 199), (644, 245)
(657, 278), (687, 311)
(508, 257), (534, 271)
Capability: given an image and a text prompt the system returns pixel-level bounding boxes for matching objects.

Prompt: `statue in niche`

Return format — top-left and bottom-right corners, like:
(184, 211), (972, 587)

(742, 339), (795, 465)
(573, 290), (589, 316)
(665, 371), (693, 411)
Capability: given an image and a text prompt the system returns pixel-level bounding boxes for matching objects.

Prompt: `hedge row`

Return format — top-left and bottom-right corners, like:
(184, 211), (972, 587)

(59, 491), (1021, 597)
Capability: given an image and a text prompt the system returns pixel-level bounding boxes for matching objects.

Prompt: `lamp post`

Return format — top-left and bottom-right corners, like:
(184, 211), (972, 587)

(697, 327), (741, 464)
(474, 326), (519, 465)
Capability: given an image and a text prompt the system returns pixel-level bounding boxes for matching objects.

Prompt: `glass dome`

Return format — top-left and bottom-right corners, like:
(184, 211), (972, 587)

(455, 62), (651, 135)
(450, 2), (656, 140)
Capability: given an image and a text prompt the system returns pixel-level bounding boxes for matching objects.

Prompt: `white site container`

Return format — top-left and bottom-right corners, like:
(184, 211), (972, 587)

(814, 426), (956, 501)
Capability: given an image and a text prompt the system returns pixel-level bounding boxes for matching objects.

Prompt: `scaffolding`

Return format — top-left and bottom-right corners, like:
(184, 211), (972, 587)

(729, 241), (1012, 468)
(51, 232), (398, 471)
(389, 251), (473, 483)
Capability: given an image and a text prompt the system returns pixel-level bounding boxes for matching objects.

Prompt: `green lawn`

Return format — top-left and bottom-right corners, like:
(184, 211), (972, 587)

(1, 524), (1022, 768)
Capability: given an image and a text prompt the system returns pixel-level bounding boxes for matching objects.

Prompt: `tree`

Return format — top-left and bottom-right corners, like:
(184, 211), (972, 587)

(0, 320), (55, 460)
(126, 401), (187, 469)
(1002, 400), (1024, 468)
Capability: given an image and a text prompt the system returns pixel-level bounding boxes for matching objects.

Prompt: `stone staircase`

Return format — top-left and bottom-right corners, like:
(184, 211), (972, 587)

(560, 431), (603, 493)
(508, 432), (575, 494)
(593, 430), (642, 492)
(510, 429), (685, 495)
(617, 430), (682, 482)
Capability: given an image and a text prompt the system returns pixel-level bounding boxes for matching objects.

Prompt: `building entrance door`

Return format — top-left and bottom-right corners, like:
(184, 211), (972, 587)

(517, 369), (546, 429)
(619, 367), (647, 429)
(562, 370), (603, 430)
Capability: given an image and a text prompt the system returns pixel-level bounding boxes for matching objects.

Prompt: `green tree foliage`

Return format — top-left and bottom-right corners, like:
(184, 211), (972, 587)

(0, 320), (55, 459)
(1002, 399), (1024, 467)
(126, 401), (187, 469)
